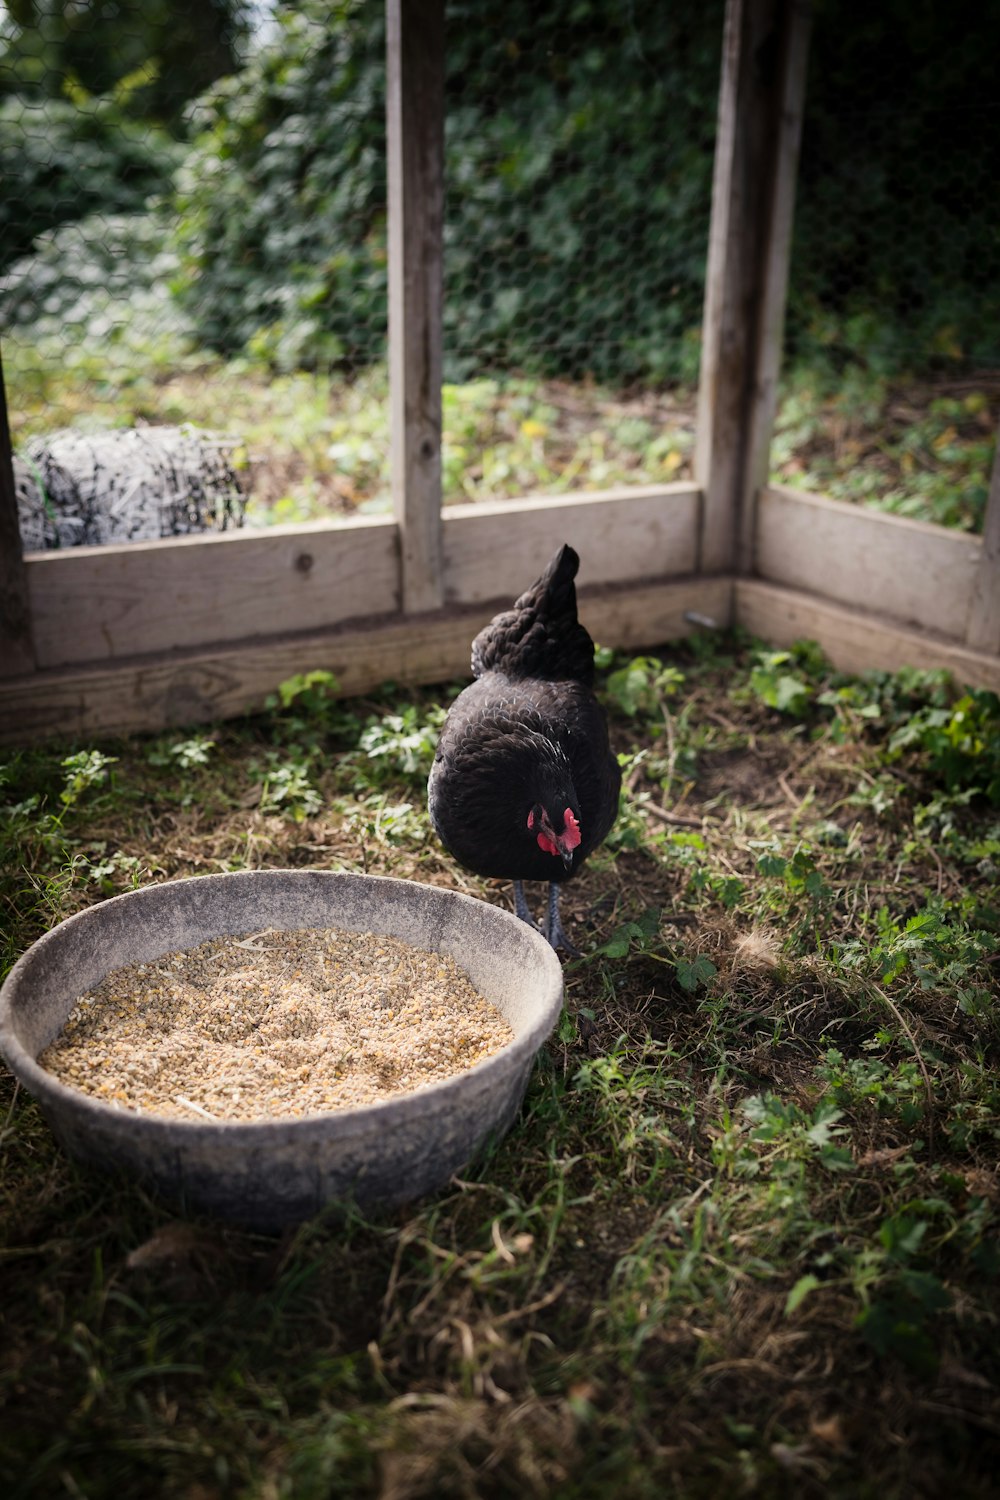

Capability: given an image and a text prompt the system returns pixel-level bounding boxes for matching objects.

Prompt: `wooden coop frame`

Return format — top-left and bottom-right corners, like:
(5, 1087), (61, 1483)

(1, 0), (998, 747)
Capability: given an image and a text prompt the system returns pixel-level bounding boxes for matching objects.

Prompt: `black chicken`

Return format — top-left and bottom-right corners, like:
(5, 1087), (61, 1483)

(428, 543), (620, 950)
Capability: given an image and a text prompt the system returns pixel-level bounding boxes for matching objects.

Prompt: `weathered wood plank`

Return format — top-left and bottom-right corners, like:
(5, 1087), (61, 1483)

(756, 485), (982, 639)
(386, 0), (445, 613)
(0, 344), (35, 675)
(21, 489), (700, 669)
(694, 0), (811, 574)
(737, 577), (1000, 691)
(693, 0), (745, 566)
(583, 575), (733, 655)
(442, 485), (701, 604)
(0, 576), (734, 745)
(966, 423), (1000, 653)
(738, 0), (811, 569)
(24, 517), (399, 669)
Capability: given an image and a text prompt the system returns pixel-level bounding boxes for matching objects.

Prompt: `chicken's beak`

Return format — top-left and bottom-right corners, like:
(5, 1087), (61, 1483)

(559, 846), (575, 871)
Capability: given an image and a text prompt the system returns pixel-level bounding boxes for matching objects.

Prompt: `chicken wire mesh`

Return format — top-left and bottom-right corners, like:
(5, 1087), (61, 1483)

(775, 0), (1000, 532)
(1, 0), (723, 536)
(438, 0), (722, 503)
(1, 0), (997, 543)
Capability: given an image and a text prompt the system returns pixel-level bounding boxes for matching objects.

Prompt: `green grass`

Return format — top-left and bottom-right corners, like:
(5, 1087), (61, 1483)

(770, 365), (997, 532)
(5, 332), (996, 532)
(2, 639), (999, 1497)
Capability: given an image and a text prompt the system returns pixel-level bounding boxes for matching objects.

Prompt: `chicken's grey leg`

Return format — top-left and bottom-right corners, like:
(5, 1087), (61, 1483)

(545, 883), (580, 955)
(513, 880), (539, 929)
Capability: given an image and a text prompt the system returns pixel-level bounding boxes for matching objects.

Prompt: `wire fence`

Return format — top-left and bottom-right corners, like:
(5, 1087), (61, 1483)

(0, 0), (722, 538)
(437, 1), (720, 505)
(1, 0), (996, 544)
(773, 0), (1000, 531)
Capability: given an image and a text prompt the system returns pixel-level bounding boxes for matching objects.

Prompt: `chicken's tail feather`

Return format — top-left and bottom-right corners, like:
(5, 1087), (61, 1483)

(471, 542), (596, 683)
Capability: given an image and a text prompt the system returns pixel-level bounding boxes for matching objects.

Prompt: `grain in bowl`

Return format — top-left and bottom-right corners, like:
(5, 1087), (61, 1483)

(38, 926), (515, 1122)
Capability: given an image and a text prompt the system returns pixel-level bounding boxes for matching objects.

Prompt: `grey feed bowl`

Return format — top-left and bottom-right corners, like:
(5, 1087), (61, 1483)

(0, 870), (564, 1229)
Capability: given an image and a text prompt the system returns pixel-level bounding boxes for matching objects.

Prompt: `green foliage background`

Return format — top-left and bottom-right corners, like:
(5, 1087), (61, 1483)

(0, 0), (247, 271)
(788, 0), (1000, 375)
(0, 0), (247, 122)
(0, 91), (179, 274)
(2, 0), (999, 384)
(172, 1), (389, 375)
(170, 0), (723, 384)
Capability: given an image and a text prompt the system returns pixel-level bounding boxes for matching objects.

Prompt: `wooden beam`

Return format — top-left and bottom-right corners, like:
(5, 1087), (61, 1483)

(386, 0), (445, 614)
(966, 423), (1000, 653)
(0, 576), (734, 745)
(0, 344), (35, 676)
(740, 1), (811, 570)
(737, 577), (1000, 692)
(24, 516), (399, 669)
(694, 0), (812, 574)
(17, 489), (699, 669)
(442, 484), (700, 604)
(757, 485), (982, 640)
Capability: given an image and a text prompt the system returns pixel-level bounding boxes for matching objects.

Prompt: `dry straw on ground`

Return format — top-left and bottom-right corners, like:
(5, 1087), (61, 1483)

(39, 927), (513, 1121)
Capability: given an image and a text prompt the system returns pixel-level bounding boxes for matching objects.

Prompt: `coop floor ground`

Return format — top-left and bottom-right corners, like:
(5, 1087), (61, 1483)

(1, 632), (998, 1499)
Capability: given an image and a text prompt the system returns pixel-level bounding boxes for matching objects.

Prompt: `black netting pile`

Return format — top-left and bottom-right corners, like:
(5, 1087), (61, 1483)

(15, 426), (248, 551)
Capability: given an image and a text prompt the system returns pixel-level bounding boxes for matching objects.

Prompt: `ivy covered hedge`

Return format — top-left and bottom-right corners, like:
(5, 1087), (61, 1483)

(5, 0), (999, 385)
(787, 0), (1000, 375)
(171, 2), (388, 375)
(0, 92), (179, 272)
(171, 0), (724, 383)
(169, 0), (1000, 382)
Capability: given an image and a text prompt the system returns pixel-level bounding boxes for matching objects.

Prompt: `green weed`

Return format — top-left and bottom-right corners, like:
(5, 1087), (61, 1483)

(888, 690), (1000, 802)
(254, 750), (324, 823)
(356, 705), (445, 789)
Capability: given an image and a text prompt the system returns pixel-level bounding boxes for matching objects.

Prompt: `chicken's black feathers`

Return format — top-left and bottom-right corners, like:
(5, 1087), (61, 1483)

(428, 544), (620, 913)
(470, 543), (595, 686)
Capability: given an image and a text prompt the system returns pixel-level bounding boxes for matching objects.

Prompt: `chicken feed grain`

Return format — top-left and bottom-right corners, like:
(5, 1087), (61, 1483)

(38, 927), (514, 1121)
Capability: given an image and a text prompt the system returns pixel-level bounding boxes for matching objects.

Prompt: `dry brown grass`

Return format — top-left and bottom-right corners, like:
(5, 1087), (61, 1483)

(1, 638), (999, 1498)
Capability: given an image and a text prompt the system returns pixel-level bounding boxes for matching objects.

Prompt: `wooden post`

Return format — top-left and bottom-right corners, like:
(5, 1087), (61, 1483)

(694, 0), (812, 575)
(386, 0), (445, 614)
(965, 425), (1000, 654)
(0, 345), (35, 677)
